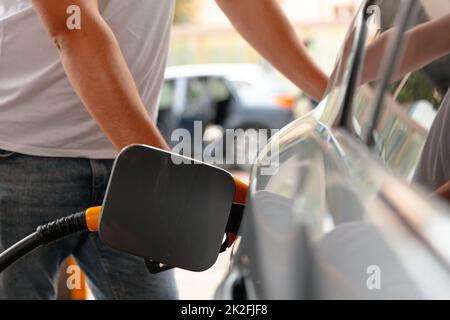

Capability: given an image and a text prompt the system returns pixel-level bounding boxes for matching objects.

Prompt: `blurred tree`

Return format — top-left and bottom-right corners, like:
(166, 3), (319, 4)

(390, 72), (444, 109)
(174, 0), (197, 24)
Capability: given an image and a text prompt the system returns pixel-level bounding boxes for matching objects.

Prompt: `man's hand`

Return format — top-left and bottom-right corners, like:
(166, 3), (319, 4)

(32, 0), (170, 151)
(216, 0), (328, 102)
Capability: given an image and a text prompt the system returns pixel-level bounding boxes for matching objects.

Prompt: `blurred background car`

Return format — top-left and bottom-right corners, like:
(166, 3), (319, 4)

(157, 64), (295, 168)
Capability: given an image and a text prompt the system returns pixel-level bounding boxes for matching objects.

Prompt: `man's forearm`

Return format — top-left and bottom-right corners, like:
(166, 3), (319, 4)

(394, 13), (450, 81)
(361, 14), (450, 85)
(58, 24), (169, 151)
(216, 0), (328, 101)
(33, 0), (169, 151)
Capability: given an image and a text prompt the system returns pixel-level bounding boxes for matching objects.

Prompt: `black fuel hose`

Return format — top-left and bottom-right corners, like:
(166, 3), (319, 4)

(0, 211), (88, 273)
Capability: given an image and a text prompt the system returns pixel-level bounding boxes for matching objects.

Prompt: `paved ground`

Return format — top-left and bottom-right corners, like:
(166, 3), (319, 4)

(175, 250), (231, 299)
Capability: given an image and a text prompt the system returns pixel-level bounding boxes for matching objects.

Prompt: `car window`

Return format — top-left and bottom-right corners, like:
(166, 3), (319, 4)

(351, 0), (450, 179)
(186, 77), (209, 107)
(182, 77), (215, 119)
(208, 77), (232, 102)
(160, 79), (175, 111)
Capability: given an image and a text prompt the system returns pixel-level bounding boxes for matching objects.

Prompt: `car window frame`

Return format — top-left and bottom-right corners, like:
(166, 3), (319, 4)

(362, 0), (420, 147)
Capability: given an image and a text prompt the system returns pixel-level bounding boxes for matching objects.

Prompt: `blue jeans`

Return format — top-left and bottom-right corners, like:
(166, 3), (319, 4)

(0, 149), (178, 300)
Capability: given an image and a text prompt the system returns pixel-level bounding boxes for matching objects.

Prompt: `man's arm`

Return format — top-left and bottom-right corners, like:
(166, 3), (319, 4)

(360, 14), (450, 85)
(216, 0), (328, 102)
(32, 0), (169, 151)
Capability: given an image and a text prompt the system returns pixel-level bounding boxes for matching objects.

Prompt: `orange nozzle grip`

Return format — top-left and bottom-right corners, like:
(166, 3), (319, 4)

(85, 206), (102, 232)
(233, 177), (248, 205)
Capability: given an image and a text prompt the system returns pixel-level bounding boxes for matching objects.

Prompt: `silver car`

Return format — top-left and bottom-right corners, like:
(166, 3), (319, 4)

(217, 0), (450, 299)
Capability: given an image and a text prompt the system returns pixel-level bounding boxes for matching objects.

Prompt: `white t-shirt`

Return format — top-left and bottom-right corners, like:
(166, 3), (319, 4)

(414, 89), (450, 191)
(0, 0), (175, 158)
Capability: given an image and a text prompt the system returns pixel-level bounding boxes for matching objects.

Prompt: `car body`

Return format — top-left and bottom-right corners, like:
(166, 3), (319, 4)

(216, 0), (450, 299)
(157, 64), (295, 152)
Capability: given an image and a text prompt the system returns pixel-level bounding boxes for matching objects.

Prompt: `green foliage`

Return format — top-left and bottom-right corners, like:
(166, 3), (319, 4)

(389, 72), (443, 109)
(174, 0), (196, 24)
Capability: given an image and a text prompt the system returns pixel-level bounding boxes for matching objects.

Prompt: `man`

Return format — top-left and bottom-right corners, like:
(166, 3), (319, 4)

(0, 0), (327, 299)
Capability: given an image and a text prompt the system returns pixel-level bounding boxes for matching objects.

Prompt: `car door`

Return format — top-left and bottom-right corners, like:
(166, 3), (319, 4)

(157, 78), (178, 141)
(179, 76), (216, 132)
